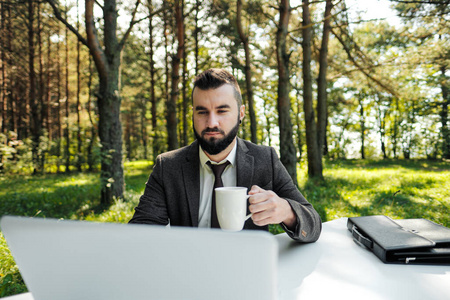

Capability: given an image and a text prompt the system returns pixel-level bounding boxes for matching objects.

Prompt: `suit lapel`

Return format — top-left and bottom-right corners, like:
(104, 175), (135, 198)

(236, 138), (254, 190)
(183, 138), (254, 227)
(182, 141), (200, 227)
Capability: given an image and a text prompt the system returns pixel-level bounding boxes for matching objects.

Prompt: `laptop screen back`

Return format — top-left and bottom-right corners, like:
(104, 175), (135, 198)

(1, 216), (277, 300)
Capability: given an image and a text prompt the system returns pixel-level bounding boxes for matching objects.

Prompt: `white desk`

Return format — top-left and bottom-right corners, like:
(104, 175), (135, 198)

(276, 218), (450, 300)
(4, 218), (450, 300)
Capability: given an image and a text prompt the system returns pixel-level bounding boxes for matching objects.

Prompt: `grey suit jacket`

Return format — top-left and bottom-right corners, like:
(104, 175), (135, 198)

(129, 138), (322, 242)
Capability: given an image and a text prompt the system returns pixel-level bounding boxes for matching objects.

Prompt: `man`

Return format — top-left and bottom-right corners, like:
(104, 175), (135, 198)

(129, 68), (321, 242)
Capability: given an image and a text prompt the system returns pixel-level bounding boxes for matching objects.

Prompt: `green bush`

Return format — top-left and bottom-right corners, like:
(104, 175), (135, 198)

(0, 233), (27, 297)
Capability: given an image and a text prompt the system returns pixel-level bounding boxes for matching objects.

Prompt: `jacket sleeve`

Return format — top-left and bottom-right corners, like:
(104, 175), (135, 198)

(270, 147), (322, 243)
(129, 155), (170, 226)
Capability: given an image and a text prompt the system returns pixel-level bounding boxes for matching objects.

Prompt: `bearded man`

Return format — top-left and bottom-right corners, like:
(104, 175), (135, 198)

(129, 68), (321, 242)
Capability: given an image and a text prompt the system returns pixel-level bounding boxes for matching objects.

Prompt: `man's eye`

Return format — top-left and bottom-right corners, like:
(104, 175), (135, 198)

(197, 111), (207, 115)
(218, 110), (228, 114)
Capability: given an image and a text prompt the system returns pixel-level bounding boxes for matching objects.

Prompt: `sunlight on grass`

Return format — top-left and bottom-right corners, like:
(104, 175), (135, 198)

(53, 175), (99, 188)
(124, 160), (153, 176)
(300, 160), (450, 226)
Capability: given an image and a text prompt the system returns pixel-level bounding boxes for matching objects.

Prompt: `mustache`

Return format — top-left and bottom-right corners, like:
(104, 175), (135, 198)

(202, 127), (225, 135)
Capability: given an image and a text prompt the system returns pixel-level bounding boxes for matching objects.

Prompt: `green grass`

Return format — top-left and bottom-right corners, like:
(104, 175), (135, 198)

(0, 158), (449, 297)
(303, 159), (450, 226)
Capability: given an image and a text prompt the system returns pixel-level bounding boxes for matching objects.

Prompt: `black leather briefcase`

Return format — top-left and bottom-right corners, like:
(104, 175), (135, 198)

(347, 215), (450, 264)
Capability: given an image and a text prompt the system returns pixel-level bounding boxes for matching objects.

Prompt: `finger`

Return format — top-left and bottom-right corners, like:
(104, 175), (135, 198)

(249, 196), (275, 213)
(248, 185), (264, 195)
(250, 197), (288, 225)
(248, 191), (271, 204)
(251, 210), (276, 226)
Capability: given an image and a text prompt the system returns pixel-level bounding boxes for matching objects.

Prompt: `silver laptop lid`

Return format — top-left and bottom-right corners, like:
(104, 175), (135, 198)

(1, 216), (277, 300)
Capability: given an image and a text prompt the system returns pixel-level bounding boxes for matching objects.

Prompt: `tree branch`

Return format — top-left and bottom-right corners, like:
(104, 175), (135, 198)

(45, 0), (89, 47)
(85, 0), (108, 81)
(94, 0), (104, 10)
(389, 0), (450, 4)
(331, 27), (400, 97)
(118, 0), (142, 51)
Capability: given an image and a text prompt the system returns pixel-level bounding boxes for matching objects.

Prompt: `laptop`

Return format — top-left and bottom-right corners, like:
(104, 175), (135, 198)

(1, 215), (277, 300)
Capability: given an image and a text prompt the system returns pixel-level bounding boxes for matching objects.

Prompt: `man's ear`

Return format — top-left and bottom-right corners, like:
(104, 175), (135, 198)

(239, 105), (245, 122)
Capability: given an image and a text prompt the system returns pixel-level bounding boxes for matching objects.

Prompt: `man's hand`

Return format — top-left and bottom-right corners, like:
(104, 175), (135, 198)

(248, 185), (297, 229)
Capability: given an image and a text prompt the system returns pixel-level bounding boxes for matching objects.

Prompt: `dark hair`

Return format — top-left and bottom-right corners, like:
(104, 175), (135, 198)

(193, 68), (242, 107)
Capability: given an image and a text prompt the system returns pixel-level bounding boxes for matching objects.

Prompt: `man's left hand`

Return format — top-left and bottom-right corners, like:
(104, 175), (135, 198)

(248, 185), (297, 229)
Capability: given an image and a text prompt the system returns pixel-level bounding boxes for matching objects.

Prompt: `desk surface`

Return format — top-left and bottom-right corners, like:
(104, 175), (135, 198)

(276, 218), (450, 300)
(4, 218), (450, 300)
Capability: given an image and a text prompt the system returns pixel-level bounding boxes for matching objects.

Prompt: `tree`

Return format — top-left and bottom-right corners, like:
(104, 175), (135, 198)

(167, 0), (184, 151)
(147, 0), (158, 160)
(276, 0), (297, 185)
(47, 0), (142, 206)
(236, 0), (257, 144)
(316, 0), (333, 158)
(301, 0), (322, 179)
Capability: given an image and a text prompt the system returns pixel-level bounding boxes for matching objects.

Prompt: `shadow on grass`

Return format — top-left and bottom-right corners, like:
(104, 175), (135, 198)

(301, 176), (350, 223)
(124, 173), (150, 195)
(0, 174), (101, 219)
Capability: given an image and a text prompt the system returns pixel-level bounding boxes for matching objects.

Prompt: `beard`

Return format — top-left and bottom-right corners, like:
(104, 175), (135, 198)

(194, 119), (240, 155)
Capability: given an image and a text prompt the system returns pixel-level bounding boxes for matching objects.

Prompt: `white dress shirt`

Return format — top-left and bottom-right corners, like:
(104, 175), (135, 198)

(198, 142), (237, 228)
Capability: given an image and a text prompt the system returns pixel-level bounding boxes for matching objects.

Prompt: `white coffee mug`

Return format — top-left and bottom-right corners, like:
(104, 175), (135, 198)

(214, 187), (252, 231)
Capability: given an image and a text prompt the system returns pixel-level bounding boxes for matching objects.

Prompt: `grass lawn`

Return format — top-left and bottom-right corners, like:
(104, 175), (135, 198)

(0, 159), (449, 297)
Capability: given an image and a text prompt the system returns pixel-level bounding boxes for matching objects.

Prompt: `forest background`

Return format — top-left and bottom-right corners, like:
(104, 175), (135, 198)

(0, 0), (449, 297)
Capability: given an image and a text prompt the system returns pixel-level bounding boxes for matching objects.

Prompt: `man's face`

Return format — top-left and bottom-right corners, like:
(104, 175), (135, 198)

(193, 84), (245, 155)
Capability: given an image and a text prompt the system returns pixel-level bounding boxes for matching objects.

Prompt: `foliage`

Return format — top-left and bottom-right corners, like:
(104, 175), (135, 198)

(0, 233), (27, 297)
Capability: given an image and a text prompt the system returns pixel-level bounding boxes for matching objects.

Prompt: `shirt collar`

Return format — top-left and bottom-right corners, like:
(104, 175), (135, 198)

(199, 140), (237, 167)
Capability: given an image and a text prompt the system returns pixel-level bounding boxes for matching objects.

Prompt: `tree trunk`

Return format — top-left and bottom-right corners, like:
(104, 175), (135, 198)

(28, 0), (41, 174)
(392, 97), (399, 159)
(375, 95), (388, 159)
(167, 0), (183, 151)
(125, 112), (131, 160)
(302, 0), (323, 179)
(0, 0), (6, 172)
(181, 0), (188, 147)
(316, 0), (333, 157)
(64, 6), (70, 172)
(163, 2), (170, 151)
(85, 0), (125, 205)
(236, 0), (257, 144)
(440, 65), (450, 159)
(276, 0), (298, 185)
(86, 57), (96, 172)
(37, 2), (46, 172)
(76, 0), (82, 171)
(56, 23), (62, 171)
(263, 97), (272, 147)
(1, 1), (7, 135)
(148, 0), (158, 161)
(45, 32), (52, 143)
(295, 87), (303, 162)
(194, 0), (200, 75)
(56, 24), (62, 171)
(358, 95), (365, 159)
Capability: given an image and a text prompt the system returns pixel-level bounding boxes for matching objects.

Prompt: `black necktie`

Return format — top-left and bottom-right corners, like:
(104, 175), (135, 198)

(207, 161), (231, 228)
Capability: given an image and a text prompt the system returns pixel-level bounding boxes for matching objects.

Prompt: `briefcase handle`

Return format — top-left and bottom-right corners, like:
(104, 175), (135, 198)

(351, 225), (373, 249)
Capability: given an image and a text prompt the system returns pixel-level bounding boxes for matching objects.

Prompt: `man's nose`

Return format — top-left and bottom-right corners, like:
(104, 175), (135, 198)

(206, 113), (219, 127)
